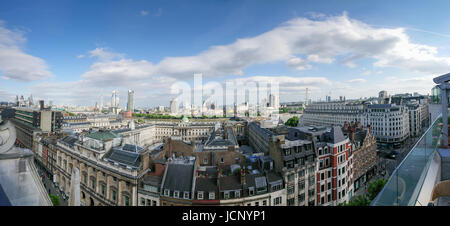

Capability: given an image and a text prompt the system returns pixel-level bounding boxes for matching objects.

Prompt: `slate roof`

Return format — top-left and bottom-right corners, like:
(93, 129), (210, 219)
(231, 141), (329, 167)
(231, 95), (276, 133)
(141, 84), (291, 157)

(162, 163), (194, 193)
(322, 126), (347, 144)
(85, 131), (119, 141)
(219, 175), (241, 191)
(103, 146), (142, 169)
(142, 175), (162, 187)
(60, 135), (78, 147)
(195, 177), (218, 193)
(266, 172), (283, 184)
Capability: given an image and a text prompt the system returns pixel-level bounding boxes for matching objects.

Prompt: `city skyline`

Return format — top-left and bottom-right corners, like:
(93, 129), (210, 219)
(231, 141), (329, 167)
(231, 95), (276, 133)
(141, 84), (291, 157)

(0, 0), (449, 108)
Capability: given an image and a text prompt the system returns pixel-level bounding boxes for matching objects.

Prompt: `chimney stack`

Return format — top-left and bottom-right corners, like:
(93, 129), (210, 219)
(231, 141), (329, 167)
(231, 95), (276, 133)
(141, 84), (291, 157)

(240, 168), (246, 185)
(217, 170), (222, 189)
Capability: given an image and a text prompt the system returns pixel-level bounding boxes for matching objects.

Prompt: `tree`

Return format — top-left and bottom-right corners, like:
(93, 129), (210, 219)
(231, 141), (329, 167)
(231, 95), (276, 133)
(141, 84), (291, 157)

(344, 195), (370, 206)
(285, 116), (299, 127)
(50, 194), (60, 206)
(367, 178), (388, 201)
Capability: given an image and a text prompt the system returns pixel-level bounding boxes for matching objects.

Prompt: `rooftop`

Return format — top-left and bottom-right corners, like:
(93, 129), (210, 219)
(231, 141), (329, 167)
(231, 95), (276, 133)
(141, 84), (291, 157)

(85, 131), (120, 141)
(162, 161), (195, 193)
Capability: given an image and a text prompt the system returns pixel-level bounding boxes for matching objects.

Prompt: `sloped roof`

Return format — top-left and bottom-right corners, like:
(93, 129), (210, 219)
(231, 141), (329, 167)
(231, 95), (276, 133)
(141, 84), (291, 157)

(195, 177), (218, 193)
(85, 131), (119, 141)
(162, 163), (194, 193)
(219, 175), (241, 191)
(103, 147), (142, 169)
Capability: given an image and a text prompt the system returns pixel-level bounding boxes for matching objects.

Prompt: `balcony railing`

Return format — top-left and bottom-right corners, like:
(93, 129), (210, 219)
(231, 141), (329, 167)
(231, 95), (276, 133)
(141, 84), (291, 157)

(371, 114), (443, 206)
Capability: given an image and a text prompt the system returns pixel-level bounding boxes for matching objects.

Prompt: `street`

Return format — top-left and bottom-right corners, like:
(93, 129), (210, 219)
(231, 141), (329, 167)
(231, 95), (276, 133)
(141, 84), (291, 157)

(36, 167), (68, 206)
(351, 135), (421, 201)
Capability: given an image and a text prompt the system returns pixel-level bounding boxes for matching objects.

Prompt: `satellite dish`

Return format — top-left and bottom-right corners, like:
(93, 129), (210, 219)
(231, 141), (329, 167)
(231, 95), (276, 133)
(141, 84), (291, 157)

(0, 120), (16, 154)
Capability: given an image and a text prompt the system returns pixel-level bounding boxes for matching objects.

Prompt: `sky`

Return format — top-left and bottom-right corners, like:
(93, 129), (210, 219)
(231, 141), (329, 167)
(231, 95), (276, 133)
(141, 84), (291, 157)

(0, 0), (450, 108)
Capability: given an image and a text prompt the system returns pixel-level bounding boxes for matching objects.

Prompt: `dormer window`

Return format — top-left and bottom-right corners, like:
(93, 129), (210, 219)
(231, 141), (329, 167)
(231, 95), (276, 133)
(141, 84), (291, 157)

(174, 191), (180, 198)
(184, 191), (190, 199)
(209, 192), (215, 200)
(235, 191), (240, 198)
(198, 191), (204, 200)
(164, 189), (169, 197)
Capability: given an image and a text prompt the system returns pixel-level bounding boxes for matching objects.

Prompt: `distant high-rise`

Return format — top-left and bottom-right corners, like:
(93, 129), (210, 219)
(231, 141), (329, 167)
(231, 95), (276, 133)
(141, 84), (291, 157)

(269, 94), (279, 108)
(378, 90), (388, 104)
(127, 90), (135, 112)
(170, 99), (178, 114)
(100, 95), (104, 108)
(111, 90), (119, 114)
(111, 90), (117, 108)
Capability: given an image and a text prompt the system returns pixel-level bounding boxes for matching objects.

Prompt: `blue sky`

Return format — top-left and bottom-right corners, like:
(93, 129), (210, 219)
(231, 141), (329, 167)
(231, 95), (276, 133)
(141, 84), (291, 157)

(0, 0), (449, 107)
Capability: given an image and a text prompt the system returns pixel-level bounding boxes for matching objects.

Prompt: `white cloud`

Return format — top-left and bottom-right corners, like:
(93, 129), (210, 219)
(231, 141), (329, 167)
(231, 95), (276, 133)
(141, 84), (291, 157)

(140, 10), (149, 16)
(286, 57), (311, 70)
(0, 21), (52, 81)
(89, 47), (124, 61)
(28, 13), (450, 105)
(150, 13), (450, 78)
(307, 54), (334, 64)
(348, 78), (366, 83)
(77, 54), (85, 59)
(361, 71), (372, 76)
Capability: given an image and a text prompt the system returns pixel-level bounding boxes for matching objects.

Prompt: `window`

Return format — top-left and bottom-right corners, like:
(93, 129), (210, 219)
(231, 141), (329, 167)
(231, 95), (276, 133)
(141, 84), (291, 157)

(224, 192), (229, 199)
(146, 199), (151, 206)
(298, 193), (305, 203)
(274, 197), (282, 205)
(235, 191), (240, 198)
(152, 200), (156, 206)
(124, 195), (130, 206)
(321, 173), (324, 180)
(327, 182), (331, 190)
(198, 191), (204, 200)
(112, 190), (117, 202)
(101, 184), (105, 196)
(298, 170), (305, 177)
(91, 178), (96, 190)
(203, 158), (208, 164)
(184, 192), (190, 199)
(174, 191), (180, 198)
(220, 158), (224, 163)
(164, 189), (169, 197)
(287, 186), (294, 195)
(321, 184), (324, 192)
(141, 198), (145, 206)
(263, 200), (267, 206)
(209, 192), (215, 200)
(327, 171), (331, 178)
(288, 173), (295, 182)
(255, 201), (259, 206)
(328, 194), (331, 202)
(321, 196), (324, 204)
(298, 181), (305, 190)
